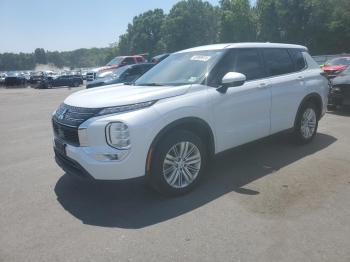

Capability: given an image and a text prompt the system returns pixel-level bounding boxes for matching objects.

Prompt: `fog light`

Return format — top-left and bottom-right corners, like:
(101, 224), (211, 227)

(93, 151), (129, 161)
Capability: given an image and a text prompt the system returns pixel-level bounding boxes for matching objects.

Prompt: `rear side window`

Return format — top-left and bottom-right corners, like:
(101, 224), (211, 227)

(263, 49), (295, 76)
(234, 49), (265, 81)
(123, 57), (135, 65)
(136, 57), (144, 63)
(289, 49), (306, 71)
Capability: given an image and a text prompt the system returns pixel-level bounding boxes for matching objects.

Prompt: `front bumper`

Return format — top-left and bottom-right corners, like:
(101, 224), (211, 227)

(52, 104), (163, 181)
(54, 148), (95, 180)
(54, 141), (145, 180)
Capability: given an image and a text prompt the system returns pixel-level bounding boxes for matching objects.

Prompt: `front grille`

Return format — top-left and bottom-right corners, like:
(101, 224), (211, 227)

(52, 119), (80, 145)
(86, 72), (96, 81)
(52, 104), (101, 145)
(53, 104), (101, 127)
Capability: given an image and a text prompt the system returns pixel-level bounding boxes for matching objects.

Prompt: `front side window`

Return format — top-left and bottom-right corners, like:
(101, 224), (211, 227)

(234, 49), (265, 81)
(112, 66), (130, 78)
(207, 49), (265, 86)
(263, 49), (295, 76)
(135, 50), (224, 86)
(126, 67), (142, 76)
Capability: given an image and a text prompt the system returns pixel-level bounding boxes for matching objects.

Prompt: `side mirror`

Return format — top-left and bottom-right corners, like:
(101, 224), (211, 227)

(217, 72), (246, 93)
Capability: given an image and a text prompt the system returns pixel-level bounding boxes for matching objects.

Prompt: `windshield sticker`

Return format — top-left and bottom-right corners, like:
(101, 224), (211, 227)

(190, 55), (211, 62)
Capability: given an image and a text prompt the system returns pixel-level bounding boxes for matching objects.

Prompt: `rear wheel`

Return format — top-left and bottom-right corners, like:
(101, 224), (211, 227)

(293, 101), (318, 144)
(148, 130), (206, 196)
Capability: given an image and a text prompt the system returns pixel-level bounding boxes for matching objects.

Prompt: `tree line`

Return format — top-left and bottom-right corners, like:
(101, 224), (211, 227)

(1, 0), (349, 71)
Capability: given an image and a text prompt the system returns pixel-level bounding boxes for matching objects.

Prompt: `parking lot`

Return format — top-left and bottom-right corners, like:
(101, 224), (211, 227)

(0, 86), (349, 262)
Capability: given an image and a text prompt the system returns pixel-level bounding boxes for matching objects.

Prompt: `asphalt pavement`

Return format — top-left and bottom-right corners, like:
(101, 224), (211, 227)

(0, 86), (349, 262)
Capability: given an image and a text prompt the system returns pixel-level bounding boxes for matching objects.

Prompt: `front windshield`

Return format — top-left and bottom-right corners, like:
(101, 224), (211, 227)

(112, 66), (129, 78)
(107, 57), (124, 66)
(135, 50), (225, 86)
(326, 57), (350, 66)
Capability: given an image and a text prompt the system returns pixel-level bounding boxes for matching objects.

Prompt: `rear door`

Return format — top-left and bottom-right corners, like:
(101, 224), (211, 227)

(262, 48), (306, 133)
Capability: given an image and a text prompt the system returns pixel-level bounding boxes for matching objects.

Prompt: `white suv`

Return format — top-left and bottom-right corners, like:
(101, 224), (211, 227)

(53, 43), (329, 195)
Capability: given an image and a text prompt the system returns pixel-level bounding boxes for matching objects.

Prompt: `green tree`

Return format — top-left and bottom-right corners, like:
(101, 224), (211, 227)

(219, 0), (256, 42)
(118, 9), (166, 56)
(162, 0), (219, 52)
(326, 0), (350, 53)
(256, 0), (281, 42)
(34, 48), (47, 64)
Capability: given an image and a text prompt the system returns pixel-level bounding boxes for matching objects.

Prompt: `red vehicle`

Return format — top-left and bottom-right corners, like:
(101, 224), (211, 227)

(86, 55), (146, 81)
(322, 57), (350, 78)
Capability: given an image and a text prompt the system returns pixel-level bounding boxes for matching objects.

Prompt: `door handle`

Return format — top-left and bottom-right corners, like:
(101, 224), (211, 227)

(297, 76), (304, 80)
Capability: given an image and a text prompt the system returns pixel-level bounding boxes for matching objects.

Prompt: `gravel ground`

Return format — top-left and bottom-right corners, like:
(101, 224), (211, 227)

(0, 86), (349, 262)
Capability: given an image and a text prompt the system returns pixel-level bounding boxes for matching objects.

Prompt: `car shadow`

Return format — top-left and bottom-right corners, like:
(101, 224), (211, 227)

(54, 132), (336, 229)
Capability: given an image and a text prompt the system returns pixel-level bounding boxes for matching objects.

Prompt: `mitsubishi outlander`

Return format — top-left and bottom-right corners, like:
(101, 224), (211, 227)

(52, 43), (329, 195)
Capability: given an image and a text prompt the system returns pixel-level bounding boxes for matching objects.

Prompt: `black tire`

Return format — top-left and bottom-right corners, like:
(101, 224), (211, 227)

(73, 81), (79, 87)
(148, 130), (207, 196)
(293, 101), (319, 144)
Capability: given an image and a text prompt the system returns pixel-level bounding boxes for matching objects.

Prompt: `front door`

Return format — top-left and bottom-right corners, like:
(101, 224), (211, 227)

(208, 48), (271, 152)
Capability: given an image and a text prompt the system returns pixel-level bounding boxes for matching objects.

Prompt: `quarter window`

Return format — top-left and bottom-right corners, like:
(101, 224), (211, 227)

(289, 49), (306, 71)
(263, 49), (295, 76)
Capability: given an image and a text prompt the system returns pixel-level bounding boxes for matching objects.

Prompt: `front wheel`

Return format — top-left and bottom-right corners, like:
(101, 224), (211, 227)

(293, 102), (319, 144)
(148, 130), (207, 196)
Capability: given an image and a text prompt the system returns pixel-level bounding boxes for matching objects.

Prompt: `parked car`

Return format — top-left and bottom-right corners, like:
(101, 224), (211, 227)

(151, 53), (170, 64)
(4, 72), (27, 88)
(52, 43), (329, 196)
(86, 63), (155, 89)
(328, 66), (350, 108)
(49, 74), (83, 88)
(322, 57), (350, 78)
(0, 73), (7, 86)
(29, 71), (51, 89)
(86, 55), (146, 82)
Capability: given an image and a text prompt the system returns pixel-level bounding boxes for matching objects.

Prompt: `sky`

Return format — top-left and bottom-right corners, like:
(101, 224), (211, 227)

(0, 0), (223, 53)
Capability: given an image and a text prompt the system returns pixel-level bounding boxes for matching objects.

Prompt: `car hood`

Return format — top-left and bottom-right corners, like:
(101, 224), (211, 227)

(89, 65), (119, 73)
(322, 65), (346, 72)
(64, 84), (191, 108)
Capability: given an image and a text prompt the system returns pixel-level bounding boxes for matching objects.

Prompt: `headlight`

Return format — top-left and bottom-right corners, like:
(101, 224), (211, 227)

(106, 122), (130, 149)
(97, 100), (156, 116)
